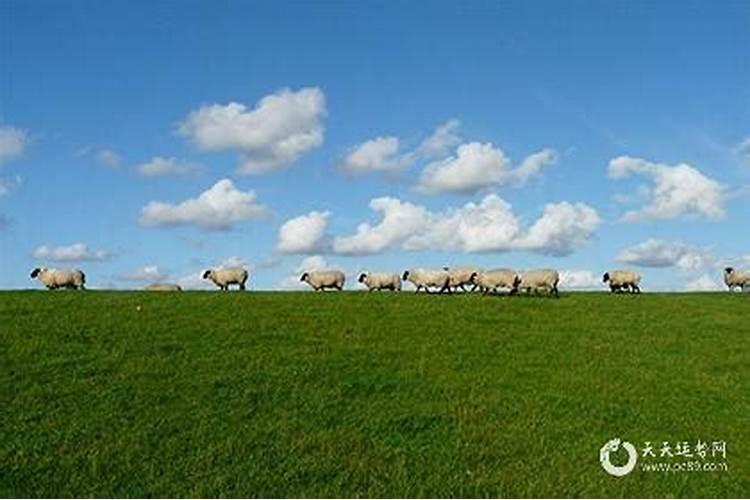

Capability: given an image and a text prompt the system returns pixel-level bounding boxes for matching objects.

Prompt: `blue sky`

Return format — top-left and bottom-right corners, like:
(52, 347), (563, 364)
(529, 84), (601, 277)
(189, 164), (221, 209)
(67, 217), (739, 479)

(1, 0), (748, 291)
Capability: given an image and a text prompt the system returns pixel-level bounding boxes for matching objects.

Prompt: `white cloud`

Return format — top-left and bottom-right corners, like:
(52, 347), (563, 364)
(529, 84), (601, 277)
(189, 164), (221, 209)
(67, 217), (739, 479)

(140, 178), (267, 230)
(0, 125), (28, 165)
(122, 265), (167, 282)
(618, 239), (715, 271)
(417, 142), (557, 194)
(276, 210), (331, 254)
(340, 137), (402, 174)
(137, 156), (198, 177)
(0, 175), (22, 197)
(95, 148), (122, 169)
(339, 120), (462, 176)
(560, 270), (600, 290)
(178, 87), (326, 175)
(332, 194), (600, 256)
(415, 119), (462, 158)
(518, 201), (602, 256)
(608, 156), (726, 221)
(734, 136), (750, 168)
(33, 242), (111, 262)
(684, 273), (724, 292)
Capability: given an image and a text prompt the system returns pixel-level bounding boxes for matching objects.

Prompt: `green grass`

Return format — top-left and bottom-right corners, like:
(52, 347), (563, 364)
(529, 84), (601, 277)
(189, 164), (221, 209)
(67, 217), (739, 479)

(1, 291), (748, 497)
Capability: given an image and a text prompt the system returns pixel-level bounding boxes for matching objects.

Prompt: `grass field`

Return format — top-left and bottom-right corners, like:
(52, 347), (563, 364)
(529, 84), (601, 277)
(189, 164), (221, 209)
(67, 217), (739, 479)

(1, 291), (748, 497)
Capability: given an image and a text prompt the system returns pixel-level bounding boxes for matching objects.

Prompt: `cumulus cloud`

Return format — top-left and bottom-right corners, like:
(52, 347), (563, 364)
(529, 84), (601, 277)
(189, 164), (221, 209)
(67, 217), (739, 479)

(608, 156), (726, 221)
(339, 120), (462, 175)
(122, 265), (167, 282)
(0, 125), (28, 165)
(734, 136), (750, 168)
(33, 242), (111, 262)
(617, 239), (715, 271)
(137, 156), (198, 177)
(95, 149), (122, 169)
(332, 194), (600, 256)
(684, 273), (724, 292)
(178, 87), (326, 175)
(560, 270), (601, 290)
(276, 210), (331, 254)
(140, 178), (267, 230)
(417, 143), (557, 194)
(0, 175), (22, 197)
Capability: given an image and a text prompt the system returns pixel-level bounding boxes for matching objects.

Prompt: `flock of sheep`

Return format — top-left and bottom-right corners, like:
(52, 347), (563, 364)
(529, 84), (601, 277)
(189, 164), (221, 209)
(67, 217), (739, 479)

(28, 265), (750, 293)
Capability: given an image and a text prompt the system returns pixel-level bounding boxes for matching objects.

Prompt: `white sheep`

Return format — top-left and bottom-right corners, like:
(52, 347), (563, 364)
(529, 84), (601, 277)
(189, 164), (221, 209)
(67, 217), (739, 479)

(602, 270), (642, 294)
(358, 272), (401, 292)
(443, 266), (482, 292)
(202, 267), (249, 291)
(30, 267), (86, 290)
(723, 267), (750, 292)
(471, 268), (517, 295)
(144, 283), (182, 291)
(300, 270), (346, 291)
(513, 269), (560, 297)
(402, 269), (451, 294)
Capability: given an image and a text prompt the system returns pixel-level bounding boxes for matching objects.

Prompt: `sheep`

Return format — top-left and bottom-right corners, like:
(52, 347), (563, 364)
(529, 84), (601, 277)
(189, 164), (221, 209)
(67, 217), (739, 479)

(471, 268), (517, 295)
(602, 270), (642, 294)
(30, 267), (86, 290)
(144, 283), (182, 291)
(723, 267), (750, 292)
(358, 271), (401, 292)
(402, 268), (451, 294)
(202, 267), (249, 291)
(443, 266), (482, 292)
(512, 269), (560, 297)
(300, 270), (346, 291)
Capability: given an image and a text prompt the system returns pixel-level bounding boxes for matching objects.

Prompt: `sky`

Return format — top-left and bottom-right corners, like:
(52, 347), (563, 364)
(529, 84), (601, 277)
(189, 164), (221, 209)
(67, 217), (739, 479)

(1, 0), (749, 291)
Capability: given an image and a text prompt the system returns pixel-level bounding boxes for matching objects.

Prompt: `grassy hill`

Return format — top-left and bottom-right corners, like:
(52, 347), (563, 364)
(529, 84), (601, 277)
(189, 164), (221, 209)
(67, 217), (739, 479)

(1, 291), (747, 497)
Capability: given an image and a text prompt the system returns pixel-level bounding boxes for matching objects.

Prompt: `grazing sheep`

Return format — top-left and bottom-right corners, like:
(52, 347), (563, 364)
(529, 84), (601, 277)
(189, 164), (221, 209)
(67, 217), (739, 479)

(513, 269), (560, 297)
(202, 267), (249, 291)
(30, 267), (86, 290)
(402, 269), (451, 294)
(358, 272), (401, 292)
(723, 267), (750, 292)
(471, 268), (517, 295)
(602, 270), (642, 294)
(443, 266), (482, 292)
(144, 283), (182, 291)
(300, 270), (346, 291)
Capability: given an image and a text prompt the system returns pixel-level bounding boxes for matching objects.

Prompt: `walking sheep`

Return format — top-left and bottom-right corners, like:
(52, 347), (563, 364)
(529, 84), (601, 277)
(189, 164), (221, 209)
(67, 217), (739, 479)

(443, 266), (482, 292)
(402, 269), (451, 294)
(144, 283), (182, 291)
(602, 270), (642, 294)
(723, 267), (750, 292)
(358, 272), (401, 292)
(30, 268), (86, 290)
(471, 269), (517, 295)
(202, 267), (248, 291)
(513, 269), (560, 297)
(300, 270), (346, 291)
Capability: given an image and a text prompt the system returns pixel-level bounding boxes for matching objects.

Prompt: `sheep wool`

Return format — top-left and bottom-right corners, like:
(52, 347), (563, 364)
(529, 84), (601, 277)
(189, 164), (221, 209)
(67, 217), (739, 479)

(300, 270), (346, 291)
(513, 269), (560, 297)
(602, 270), (642, 294)
(30, 268), (86, 290)
(202, 267), (249, 291)
(402, 269), (451, 294)
(472, 268), (517, 294)
(723, 267), (750, 291)
(358, 272), (401, 291)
